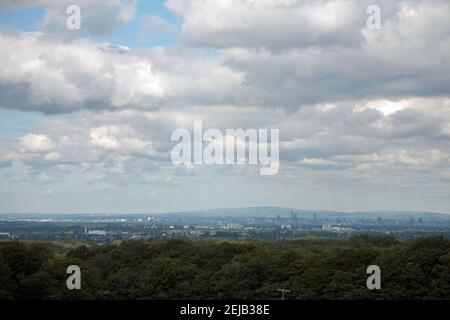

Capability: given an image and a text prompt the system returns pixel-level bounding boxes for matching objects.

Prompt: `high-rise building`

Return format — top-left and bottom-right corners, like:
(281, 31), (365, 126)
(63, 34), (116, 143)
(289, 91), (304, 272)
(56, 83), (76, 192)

(291, 212), (298, 225)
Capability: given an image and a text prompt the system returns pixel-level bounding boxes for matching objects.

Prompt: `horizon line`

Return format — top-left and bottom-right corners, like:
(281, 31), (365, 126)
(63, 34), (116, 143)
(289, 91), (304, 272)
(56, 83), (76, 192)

(0, 206), (449, 216)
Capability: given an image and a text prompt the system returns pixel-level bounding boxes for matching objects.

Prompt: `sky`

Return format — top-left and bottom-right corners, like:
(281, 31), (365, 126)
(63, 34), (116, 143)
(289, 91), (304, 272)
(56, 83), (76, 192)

(0, 0), (450, 214)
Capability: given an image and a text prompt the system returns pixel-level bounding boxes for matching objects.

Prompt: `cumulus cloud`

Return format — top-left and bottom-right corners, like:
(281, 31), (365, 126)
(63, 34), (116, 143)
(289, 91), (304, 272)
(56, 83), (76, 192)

(167, 0), (447, 50)
(0, 0), (138, 36)
(19, 134), (54, 153)
(0, 31), (244, 113)
(2, 0), (449, 112)
(44, 152), (62, 161)
(1, 97), (449, 185)
(0, 32), (167, 113)
(164, 0), (450, 107)
(90, 126), (122, 150)
(90, 124), (157, 157)
(169, 0), (362, 49)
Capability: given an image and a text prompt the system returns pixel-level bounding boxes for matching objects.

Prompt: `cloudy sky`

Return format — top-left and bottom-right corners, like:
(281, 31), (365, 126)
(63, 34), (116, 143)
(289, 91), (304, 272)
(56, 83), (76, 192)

(0, 0), (450, 214)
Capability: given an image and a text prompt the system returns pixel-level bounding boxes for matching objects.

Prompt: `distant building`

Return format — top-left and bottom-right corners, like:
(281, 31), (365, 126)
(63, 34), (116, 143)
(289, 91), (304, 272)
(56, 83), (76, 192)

(291, 212), (298, 225)
(226, 223), (242, 229)
(321, 224), (351, 233)
(85, 227), (106, 236)
(88, 230), (107, 236)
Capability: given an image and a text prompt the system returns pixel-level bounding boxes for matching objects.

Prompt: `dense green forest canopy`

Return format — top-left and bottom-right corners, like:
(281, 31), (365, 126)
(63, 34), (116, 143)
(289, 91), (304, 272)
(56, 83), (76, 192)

(0, 236), (449, 300)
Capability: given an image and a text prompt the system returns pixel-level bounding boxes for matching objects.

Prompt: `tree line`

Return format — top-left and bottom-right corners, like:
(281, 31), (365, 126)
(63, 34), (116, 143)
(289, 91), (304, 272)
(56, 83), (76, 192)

(0, 236), (449, 300)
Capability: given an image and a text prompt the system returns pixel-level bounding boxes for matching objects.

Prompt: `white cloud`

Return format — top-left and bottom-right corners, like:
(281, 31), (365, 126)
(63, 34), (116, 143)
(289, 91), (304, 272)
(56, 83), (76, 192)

(3, 0), (448, 113)
(44, 152), (62, 161)
(0, 31), (244, 113)
(163, 0), (450, 107)
(0, 32), (166, 113)
(110, 59), (165, 106)
(168, 0), (358, 49)
(298, 158), (340, 167)
(168, 0), (450, 51)
(3, 96), (449, 184)
(167, 0), (400, 50)
(89, 124), (156, 156)
(19, 134), (54, 153)
(90, 126), (122, 150)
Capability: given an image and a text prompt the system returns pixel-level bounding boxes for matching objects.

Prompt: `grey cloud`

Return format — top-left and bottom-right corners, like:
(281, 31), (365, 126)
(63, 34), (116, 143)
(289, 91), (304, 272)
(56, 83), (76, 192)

(0, 159), (12, 168)
(2, 0), (450, 114)
(1, 98), (450, 212)
(164, 0), (450, 108)
(2, 98), (450, 181)
(0, 0), (138, 36)
(0, 32), (243, 113)
(222, 40), (450, 108)
(167, 0), (401, 50)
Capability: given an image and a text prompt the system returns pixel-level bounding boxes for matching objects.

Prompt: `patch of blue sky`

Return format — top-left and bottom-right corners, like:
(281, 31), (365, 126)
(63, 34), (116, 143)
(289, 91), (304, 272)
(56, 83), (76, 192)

(0, 109), (42, 139)
(0, 7), (45, 31)
(0, 1), (181, 48)
(98, 0), (181, 48)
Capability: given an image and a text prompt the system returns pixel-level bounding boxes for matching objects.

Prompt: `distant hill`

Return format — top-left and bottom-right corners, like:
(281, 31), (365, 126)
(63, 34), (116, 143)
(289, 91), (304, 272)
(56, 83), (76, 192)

(161, 207), (450, 220)
(1, 207), (449, 220)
